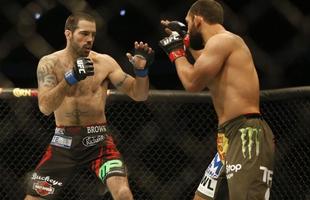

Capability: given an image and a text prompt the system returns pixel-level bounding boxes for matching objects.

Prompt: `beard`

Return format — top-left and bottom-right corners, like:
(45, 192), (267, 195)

(70, 38), (91, 57)
(189, 28), (205, 50)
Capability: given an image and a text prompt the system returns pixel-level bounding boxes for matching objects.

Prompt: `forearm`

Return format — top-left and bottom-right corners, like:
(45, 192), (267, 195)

(131, 77), (149, 101)
(189, 49), (203, 61)
(174, 57), (196, 92)
(38, 79), (70, 115)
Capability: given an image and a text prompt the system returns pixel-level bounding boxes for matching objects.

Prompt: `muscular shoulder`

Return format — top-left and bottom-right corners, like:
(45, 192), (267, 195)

(212, 32), (244, 47)
(206, 32), (244, 55)
(38, 51), (62, 70)
(37, 52), (63, 88)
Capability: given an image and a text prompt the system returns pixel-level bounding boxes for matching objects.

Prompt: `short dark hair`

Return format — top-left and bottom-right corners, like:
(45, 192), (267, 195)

(65, 12), (95, 32)
(189, 0), (224, 25)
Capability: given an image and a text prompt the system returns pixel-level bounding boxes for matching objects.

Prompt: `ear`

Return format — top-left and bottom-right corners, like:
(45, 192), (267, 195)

(64, 30), (71, 40)
(193, 15), (203, 28)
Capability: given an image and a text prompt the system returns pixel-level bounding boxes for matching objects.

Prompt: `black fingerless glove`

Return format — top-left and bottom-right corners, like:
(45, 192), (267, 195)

(64, 57), (94, 85)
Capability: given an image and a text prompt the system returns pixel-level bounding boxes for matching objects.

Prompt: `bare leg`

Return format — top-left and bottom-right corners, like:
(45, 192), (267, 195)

(106, 176), (133, 200)
(193, 194), (207, 200)
(24, 195), (45, 200)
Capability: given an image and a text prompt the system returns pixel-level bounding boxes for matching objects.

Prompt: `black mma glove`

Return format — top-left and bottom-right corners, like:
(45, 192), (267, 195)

(64, 57), (94, 85)
(166, 21), (190, 48)
(159, 32), (186, 62)
(130, 48), (155, 77)
(166, 21), (187, 38)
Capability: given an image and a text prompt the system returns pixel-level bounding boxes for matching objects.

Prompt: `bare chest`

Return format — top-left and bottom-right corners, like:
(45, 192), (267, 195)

(54, 61), (109, 97)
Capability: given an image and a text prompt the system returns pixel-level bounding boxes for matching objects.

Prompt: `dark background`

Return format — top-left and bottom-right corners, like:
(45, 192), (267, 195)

(0, 0), (309, 90)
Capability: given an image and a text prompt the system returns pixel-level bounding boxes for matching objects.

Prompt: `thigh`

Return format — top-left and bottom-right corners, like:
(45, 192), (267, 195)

(25, 145), (75, 200)
(106, 175), (130, 192)
(91, 135), (127, 182)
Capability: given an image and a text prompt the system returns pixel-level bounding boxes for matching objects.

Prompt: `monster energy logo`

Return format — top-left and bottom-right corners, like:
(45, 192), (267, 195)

(239, 127), (261, 159)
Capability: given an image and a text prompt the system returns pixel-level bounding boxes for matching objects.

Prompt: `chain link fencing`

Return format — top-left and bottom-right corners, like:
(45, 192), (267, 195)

(0, 87), (309, 200)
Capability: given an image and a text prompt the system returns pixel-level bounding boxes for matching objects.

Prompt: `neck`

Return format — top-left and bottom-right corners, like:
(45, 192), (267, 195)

(202, 24), (226, 43)
(64, 46), (79, 61)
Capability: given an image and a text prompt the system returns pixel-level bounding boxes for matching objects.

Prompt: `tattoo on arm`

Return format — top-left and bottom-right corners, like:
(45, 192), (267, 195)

(115, 73), (128, 88)
(37, 58), (57, 88)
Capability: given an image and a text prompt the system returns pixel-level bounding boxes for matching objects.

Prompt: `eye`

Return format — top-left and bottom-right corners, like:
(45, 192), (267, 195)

(80, 31), (89, 36)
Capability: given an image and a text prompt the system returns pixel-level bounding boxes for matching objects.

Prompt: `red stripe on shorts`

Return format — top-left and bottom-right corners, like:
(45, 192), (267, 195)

(94, 146), (104, 176)
(35, 145), (52, 170)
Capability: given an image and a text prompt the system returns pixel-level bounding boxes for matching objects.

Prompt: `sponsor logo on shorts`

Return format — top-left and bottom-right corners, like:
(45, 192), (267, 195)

(82, 135), (105, 147)
(226, 163), (242, 174)
(260, 166), (273, 200)
(239, 127), (261, 159)
(217, 133), (229, 161)
(33, 181), (55, 196)
(31, 173), (63, 186)
(206, 153), (224, 178)
(226, 163), (242, 179)
(55, 127), (65, 135)
(99, 159), (124, 181)
(260, 166), (273, 186)
(87, 125), (107, 134)
(198, 174), (217, 198)
(51, 134), (72, 149)
(198, 153), (224, 198)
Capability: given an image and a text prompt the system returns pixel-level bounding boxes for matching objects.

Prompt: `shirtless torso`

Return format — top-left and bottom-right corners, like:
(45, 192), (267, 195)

(204, 32), (260, 124)
(38, 50), (110, 125)
(37, 48), (150, 126)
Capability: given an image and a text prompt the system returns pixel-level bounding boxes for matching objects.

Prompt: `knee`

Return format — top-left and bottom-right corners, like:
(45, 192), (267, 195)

(115, 186), (133, 200)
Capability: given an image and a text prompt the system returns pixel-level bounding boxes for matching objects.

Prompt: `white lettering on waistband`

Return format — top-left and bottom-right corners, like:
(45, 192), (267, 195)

(87, 125), (107, 134)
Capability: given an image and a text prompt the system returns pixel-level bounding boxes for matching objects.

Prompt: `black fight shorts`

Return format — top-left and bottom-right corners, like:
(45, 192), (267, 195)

(26, 124), (126, 199)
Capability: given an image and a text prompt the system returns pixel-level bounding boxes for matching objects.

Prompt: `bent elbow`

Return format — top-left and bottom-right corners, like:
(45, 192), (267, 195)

(39, 105), (53, 116)
(132, 94), (148, 102)
(139, 95), (148, 101)
(38, 99), (53, 116)
(184, 83), (202, 93)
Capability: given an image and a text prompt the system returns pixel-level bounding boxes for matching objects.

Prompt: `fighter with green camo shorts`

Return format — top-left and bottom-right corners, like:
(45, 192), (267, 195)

(158, 0), (275, 199)
(196, 114), (274, 199)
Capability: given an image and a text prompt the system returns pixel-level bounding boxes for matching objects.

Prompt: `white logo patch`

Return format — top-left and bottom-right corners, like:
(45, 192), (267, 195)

(82, 135), (105, 147)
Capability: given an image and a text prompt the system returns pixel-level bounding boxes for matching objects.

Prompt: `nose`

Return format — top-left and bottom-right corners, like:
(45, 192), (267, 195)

(87, 35), (94, 43)
(86, 33), (95, 42)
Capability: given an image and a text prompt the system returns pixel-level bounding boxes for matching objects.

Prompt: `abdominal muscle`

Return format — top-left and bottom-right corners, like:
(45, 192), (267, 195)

(210, 85), (260, 125)
(54, 93), (107, 126)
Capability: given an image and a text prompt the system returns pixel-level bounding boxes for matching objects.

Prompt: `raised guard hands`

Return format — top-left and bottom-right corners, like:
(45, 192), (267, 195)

(65, 57), (94, 85)
(159, 31), (186, 63)
(127, 41), (154, 77)
(161, 20), (190, 48)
